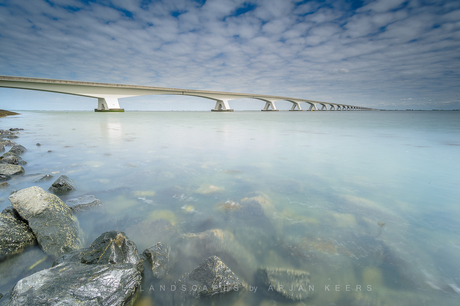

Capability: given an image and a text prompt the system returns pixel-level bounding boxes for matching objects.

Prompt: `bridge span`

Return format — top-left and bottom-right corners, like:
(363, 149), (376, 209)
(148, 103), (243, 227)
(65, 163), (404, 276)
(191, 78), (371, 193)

(0, 75), (373, 112)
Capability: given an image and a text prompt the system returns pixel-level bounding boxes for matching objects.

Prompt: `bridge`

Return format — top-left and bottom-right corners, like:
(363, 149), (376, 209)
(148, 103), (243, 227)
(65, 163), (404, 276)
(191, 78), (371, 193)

(0, 75), (373, 112)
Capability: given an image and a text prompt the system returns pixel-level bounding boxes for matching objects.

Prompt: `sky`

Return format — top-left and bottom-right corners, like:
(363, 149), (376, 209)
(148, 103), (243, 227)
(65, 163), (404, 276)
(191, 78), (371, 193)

(0, 0), (459, 111)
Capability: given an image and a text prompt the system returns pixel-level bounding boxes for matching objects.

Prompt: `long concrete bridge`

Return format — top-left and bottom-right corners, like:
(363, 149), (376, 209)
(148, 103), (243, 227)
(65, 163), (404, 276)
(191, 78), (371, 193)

(0, 75), (373, 112)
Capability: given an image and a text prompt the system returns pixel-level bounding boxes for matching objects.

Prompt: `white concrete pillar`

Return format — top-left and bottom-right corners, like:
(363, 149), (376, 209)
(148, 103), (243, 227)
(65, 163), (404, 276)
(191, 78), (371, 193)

(95, 96), (124, 112)
(290, 102), (303, 111)
(212, 99), (233, 111)
(262, 100), (279, 111)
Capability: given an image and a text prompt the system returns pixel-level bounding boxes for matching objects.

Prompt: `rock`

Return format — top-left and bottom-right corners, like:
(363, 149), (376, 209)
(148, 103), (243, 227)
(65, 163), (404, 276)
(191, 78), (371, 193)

(36, 143), (41, 146)
(178, 255), (246, 298)
(0, 214), (36, 262)
(5, 135), (18, 139)
(65, 195), (101, 212)
(1, 206), (25, 223)
(0, 182), (8, 188)
(143, 242), (170, 279)
(0, 144), (4, 153)
(8, 186), (83, 258)
(8, 145), (26, 155)
(256, 268), (311, 301)
(8, 128), (23, 131)
(0, 155), (18, 165)
(0, 164), (24, 180)
(0, 260), (141, 306)
(36, 174), (53, 182)
(48, 175), (76, 194)
(1, 152), (25, 165)
(0, 140), (15, 147)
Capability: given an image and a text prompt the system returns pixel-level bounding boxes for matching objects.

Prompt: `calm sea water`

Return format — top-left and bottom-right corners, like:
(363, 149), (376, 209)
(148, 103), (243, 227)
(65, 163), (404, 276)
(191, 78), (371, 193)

(1, 110), (460, 305)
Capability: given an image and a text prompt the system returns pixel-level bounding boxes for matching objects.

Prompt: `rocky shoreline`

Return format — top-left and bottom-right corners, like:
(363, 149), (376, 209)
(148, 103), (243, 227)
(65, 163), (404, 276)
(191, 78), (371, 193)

(0, 110), (19, 118)
(0, 127), (313, 305)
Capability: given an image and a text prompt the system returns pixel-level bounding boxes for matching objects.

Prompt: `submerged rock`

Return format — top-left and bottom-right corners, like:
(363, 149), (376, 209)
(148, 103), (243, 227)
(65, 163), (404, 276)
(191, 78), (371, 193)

(0, 182), (8, 189)
(36, 174), (53, 182)
(8, 186), (82, 258)
(0, 164), (24, 180)
(8, 145), (26, 155)
(256, 268), (311, 301)
(0, 214), (36, 262)
(65, 195), (101, 212)
(143, 242), (170, 279)
(48, 175), (76, 194)
(178, 255), (246, 298)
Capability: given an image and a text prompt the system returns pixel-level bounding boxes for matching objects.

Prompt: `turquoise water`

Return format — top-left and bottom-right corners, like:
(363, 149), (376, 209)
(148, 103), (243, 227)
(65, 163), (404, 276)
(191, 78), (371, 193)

(1, 110), (460, 305)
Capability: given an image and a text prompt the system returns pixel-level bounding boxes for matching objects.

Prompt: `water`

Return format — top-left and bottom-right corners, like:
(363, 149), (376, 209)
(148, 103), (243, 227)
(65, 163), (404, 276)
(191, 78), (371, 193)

(1, 110), (460, 305)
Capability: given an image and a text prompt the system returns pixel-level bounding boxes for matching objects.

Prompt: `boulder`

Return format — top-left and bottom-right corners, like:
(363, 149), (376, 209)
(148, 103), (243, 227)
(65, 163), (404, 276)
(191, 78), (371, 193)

(0, 140), (15, 147)
(0, 164), (24, 180)
(178, 255), (246, 298)
(1, 206), (26, 223)
(65, 195), (101, 213)
(8, 186), (82, 258)
(8, 145), (26, 155)
(48, 175), (76, 194)
(0, 155), (18, 165)
(0, 260), (141, 306)
(256, 268), (311, 301)
(0, 214), (36, 262)
(143, 242), (170, 279)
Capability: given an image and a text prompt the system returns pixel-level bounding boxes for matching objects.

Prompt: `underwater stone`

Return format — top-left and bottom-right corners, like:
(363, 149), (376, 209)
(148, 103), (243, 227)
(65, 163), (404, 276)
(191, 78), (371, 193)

(256, 268), (311, 301)
(178, 255), (246, 298)
(0, 214), (36, 262)
(8, 186), (82, 258)
(48, 175), (76, 194)
(65, 195), (101, 212)
(143, 242), (170, 279)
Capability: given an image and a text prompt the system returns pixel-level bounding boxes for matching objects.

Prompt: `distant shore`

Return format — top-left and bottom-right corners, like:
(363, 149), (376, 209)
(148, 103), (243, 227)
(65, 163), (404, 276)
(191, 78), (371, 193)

(0, 110), (19, 117)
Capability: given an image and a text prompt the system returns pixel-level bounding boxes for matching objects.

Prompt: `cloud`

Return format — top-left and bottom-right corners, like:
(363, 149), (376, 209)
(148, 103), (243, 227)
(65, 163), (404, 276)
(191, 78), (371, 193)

(0, 0), (459, 110)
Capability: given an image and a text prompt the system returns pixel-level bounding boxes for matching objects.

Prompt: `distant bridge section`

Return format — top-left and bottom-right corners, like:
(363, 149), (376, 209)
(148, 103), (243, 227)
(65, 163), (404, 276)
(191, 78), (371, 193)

(0, 75), (374, 112)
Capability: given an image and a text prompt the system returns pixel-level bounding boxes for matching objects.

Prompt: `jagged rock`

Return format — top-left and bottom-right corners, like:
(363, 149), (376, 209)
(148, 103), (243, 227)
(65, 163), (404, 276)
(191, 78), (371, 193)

(65, 195), (101, 212)
(8, 186), (82, 258)
(53, 231), (142, 270)
(0, 155), (18, 165)
(0, 260), (141, 305)
(0, 164), (24, 180)
(143, 242), (170, 279)
(178, 255), (246, 298)
(36, 174), (53, 182)
(8, 145), (26, 155)
(256, 268), (311, 301)
(0, 214), (36, 262)
(48, 175), (76, 194)
(0, 231), (143, 305)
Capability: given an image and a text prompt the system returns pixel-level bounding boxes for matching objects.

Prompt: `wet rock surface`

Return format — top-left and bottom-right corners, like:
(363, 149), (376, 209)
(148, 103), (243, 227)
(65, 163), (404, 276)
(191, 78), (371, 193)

(177, 255), (246, 298)
(0, 140), (15, 147)
(0, 155), (18, 165)
(65, 195), (101, 212)
(0, 214), (36, 262)
(0, 231), (143, 306)
(256, 268), (311, 301)
(48, 175), (76, 194)
(36, 174), (53, 182)
(8, 186), (82, 258)
(7, 145), (26, 156)
(0, 164), (24, 181)
(143, 242), (171, 279)
(1, 207), (24, 223)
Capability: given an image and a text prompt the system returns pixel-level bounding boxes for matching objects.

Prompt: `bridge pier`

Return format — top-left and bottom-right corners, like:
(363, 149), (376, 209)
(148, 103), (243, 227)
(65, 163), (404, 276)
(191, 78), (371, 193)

(289, 101), (303, 111)
(211, 99), (234, 112)
(95, 97), (124, 112)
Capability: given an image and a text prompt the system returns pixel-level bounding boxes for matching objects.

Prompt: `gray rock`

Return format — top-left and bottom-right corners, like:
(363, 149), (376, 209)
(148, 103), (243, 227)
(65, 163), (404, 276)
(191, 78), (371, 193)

(8, 128), (23, 131)
(66, 195), (101, 212)
(0, 214), (36, 262)
(178, 255), (246, 298)
(36, 174), (53, 182)
(0, 261), (141, 306)
(8, 186), (83, 258)
(0, 164), (24, 180)
(0, 140), (15, 147)
(143, 242), (170, 279)
(8, 145), (26, 155)
(5, 135), (18, 139)
(0, 144), (4, 153)
(1, 206), (25, 223)
(48, 175), (76, 194)
(0, 155), (18, 165)
(256, 268), (311, 301)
